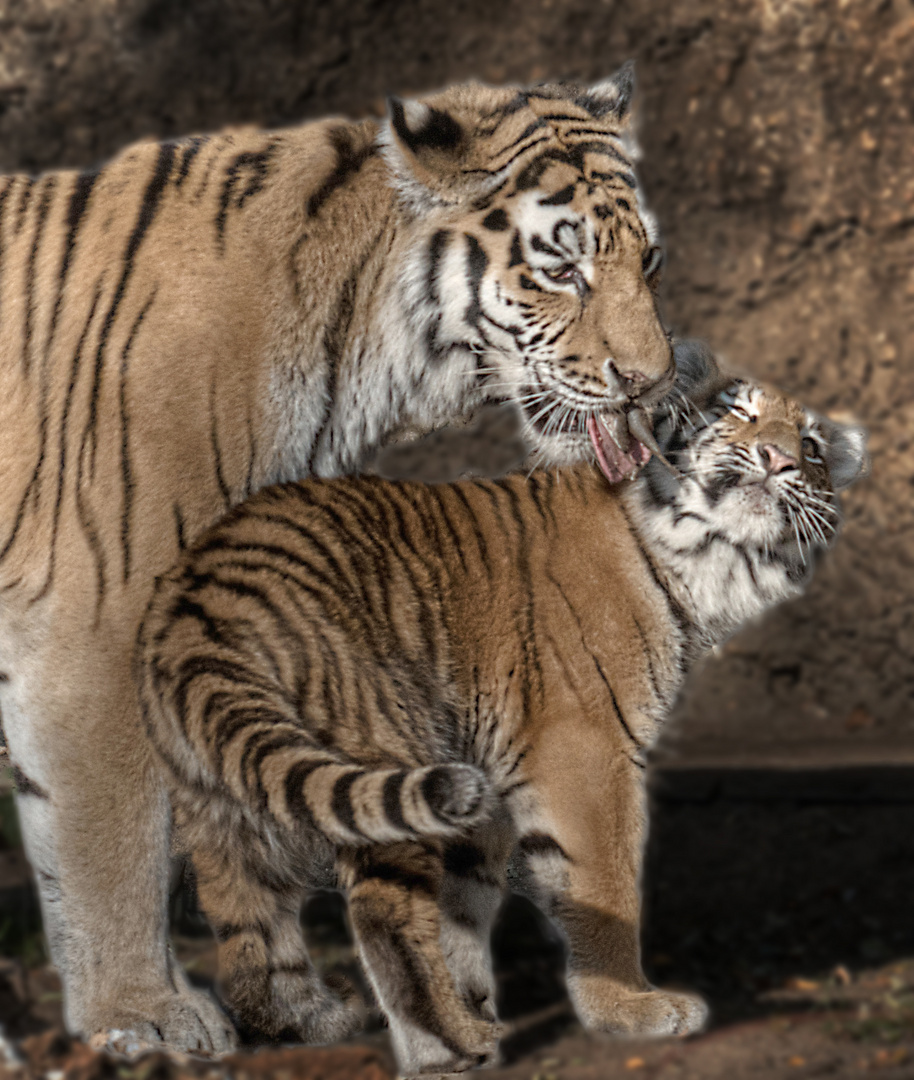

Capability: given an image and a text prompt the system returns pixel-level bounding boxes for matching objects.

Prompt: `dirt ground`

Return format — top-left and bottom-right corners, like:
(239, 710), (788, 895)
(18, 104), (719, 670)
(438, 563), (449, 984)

(0, 0), (912, 1076)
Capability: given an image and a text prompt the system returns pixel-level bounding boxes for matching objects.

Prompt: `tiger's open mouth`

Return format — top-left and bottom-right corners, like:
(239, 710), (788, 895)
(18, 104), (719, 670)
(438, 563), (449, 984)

(587, 412), (652, 484)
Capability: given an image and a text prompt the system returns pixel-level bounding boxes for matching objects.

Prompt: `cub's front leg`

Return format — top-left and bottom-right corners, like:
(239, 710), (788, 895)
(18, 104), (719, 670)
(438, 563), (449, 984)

(516, 722), (707, 1038)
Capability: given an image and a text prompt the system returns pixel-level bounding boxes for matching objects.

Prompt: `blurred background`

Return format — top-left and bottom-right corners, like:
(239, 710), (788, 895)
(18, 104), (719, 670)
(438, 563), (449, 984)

(0, 0), (912, 1072)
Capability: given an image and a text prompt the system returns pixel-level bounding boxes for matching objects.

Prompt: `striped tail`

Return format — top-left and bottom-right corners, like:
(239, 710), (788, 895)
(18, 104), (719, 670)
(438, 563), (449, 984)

(283, 757), (493, 846)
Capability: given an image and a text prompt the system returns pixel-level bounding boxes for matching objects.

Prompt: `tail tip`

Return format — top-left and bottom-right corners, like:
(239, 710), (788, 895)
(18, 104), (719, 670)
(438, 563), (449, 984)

(422, 763), (491, 825)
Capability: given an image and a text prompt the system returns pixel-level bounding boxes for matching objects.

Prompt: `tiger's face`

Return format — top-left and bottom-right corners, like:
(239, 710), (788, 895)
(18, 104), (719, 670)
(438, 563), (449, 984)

(649, 341), (868, 561)
(384, 65), (673, 480)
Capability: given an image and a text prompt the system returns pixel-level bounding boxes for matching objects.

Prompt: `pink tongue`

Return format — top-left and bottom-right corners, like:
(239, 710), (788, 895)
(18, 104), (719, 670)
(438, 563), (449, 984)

(587, 415), (651, 484)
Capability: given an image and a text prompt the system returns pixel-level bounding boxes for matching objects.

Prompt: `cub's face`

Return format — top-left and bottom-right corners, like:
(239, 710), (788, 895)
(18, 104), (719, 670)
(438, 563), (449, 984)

(650, 342), (868, 559)
(385, 66), (673, 478)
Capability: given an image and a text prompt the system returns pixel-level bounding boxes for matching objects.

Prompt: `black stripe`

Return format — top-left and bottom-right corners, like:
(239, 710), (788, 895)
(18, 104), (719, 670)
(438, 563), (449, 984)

(449, 483), (491, 578)
(538, 184), (576, 206)
(176, 136), (208, 188)
(308, 126), (376, 218)
(215, 143), (277, 246)
(209, 380), (232, 511)
(14, 177), (33, 232)
(284, 758), (326, 831)
(173, 502), (187, 549)
(79, 142), (176, 615)
(464, 233), (488, 329)
(592, 655), (643, 749)
(382, 771), (411, 832)
(23, 176), (57, 376)
(460, 135), (551, 178)
(427, 229), (450, 305)
(119, 290), (157, 581)
(0, 180), (15, 324)
(482, 208), (509, 231)
(47, 169), (99, 351)
(330, 770), (363, 835)
(29, 285), (103, 604)
(496, 479), (547, 715)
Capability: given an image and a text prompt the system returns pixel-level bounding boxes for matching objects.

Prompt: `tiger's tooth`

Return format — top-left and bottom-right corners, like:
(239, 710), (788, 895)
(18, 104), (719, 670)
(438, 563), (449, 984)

(627, 407), (682, 478)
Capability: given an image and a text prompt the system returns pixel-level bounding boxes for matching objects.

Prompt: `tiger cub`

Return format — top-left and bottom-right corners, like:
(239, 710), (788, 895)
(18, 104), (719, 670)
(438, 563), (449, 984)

(137, 341), (866, 1074)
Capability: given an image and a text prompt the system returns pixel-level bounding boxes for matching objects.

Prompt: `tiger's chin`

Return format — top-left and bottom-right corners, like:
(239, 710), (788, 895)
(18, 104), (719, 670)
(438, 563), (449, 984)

(519, 404), (650, 481)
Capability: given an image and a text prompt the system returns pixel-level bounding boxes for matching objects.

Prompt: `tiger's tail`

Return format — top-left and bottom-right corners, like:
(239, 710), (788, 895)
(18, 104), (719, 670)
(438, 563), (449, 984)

(281, 755), (493, 846)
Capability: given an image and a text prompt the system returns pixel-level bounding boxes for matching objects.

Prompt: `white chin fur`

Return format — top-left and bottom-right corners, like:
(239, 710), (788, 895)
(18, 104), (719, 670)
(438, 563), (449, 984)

(711, 483), (787, 548)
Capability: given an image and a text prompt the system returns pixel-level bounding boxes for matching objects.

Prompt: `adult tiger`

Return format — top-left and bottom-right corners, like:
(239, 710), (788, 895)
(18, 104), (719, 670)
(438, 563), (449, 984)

(137, 341), (867, 1075)
(0, 67), (671, 1052)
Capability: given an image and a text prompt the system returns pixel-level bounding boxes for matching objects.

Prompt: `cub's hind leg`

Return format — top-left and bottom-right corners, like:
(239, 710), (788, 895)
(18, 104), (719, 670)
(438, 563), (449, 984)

(187, 827), (361, 1045)
(340, 841), (500, 1077)
(439, 810), (514, 1026)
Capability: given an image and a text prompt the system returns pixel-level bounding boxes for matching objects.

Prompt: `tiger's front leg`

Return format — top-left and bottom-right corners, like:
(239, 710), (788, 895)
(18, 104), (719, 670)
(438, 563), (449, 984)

(339, 841), (501, 1077)
(518, 721), (707, 1038)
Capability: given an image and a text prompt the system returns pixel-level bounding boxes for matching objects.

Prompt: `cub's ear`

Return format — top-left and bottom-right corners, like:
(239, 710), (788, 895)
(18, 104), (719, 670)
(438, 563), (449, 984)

(822, 418), (869, 491)
(672, 338), (721, 399)
(576, 60), (636, 121)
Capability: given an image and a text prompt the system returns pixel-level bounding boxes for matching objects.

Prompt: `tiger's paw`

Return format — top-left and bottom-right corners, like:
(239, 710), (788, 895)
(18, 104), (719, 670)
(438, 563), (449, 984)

(223, 965), (363, 1045)
(86, 988), (237, 1056)
(572, 980), (709, 1038)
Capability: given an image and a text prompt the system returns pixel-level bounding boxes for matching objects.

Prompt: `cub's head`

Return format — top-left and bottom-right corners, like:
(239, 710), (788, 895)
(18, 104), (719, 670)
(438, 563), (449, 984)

(643, 340), (868, 572)
(382, 64), (672, 477)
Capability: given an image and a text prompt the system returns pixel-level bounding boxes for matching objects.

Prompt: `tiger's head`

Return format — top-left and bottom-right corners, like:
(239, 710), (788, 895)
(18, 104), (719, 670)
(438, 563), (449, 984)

(636, 341), (868, 616)
(381, 63), (672, 480)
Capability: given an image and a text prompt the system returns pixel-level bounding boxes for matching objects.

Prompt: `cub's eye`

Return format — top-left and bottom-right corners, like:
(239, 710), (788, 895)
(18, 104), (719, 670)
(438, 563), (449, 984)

(719, 395), (755, 422)
(642, 245), (664, 284)
(802, 436), (823, 462)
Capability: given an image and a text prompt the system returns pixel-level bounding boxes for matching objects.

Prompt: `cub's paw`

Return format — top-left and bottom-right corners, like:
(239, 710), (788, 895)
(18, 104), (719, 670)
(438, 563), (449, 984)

(573, 982), (708, 1038)
(223, 965), (363, 1045)
(392, 1014), (501, 1077)
(87, 988), (237, 1056)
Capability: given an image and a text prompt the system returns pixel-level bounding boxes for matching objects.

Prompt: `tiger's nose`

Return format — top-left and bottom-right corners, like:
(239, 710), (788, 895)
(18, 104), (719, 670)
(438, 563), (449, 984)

(761, 444), (797, 474)
(603, 358), (675, 402)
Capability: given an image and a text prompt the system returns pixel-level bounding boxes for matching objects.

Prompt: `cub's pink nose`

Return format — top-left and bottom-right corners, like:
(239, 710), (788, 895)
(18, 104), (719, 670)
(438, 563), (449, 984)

(761, 444), (797, 474)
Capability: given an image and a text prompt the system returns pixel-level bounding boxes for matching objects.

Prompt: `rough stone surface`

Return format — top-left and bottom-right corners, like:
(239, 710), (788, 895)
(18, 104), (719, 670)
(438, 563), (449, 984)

(0, 0), (910, 752)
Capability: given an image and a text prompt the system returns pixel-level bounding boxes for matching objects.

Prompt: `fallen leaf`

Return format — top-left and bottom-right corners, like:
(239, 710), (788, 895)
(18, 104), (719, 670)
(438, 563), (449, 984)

(626, 1057), (646, 1070)
(845, 706), (876, 731)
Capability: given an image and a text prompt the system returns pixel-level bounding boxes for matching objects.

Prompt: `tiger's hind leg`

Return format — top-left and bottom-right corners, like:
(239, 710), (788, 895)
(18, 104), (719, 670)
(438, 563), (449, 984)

(340, 841), (500, 1077)
(439, 810), (514, 1027)
(189, 834), (362, 1045)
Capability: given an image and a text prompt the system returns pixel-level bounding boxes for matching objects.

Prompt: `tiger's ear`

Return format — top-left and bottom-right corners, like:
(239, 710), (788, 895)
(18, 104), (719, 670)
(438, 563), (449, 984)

(387, 97), (465, 157)
(822, 418), (869, 491)
(383, 95), (468, 205)
(576, 61), (636, 122)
